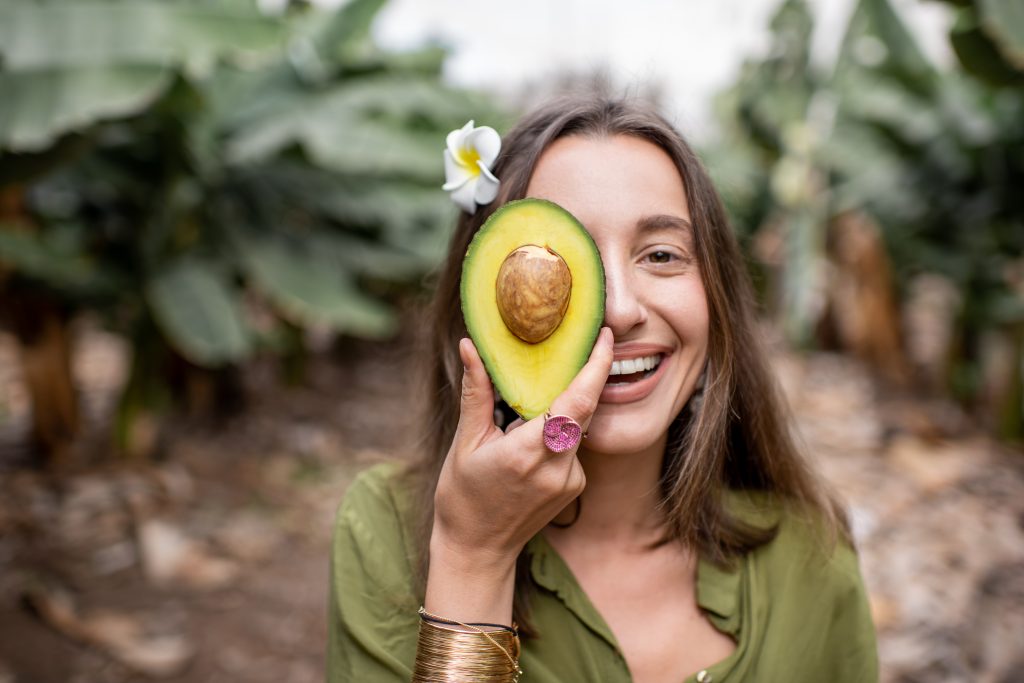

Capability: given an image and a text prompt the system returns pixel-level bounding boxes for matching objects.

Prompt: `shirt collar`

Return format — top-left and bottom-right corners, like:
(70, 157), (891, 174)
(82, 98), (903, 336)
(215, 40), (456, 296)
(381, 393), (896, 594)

(526, 533), (622, 650)
(525, 489), (777, 638)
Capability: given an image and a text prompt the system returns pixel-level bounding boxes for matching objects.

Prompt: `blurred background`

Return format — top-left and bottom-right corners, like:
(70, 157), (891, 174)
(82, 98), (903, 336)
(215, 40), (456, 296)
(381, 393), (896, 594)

(0, 0), (1021, 681)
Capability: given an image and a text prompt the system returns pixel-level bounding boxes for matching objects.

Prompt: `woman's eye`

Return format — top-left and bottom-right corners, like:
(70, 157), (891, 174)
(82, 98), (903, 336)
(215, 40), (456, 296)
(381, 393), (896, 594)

(647, 251), (674, 264)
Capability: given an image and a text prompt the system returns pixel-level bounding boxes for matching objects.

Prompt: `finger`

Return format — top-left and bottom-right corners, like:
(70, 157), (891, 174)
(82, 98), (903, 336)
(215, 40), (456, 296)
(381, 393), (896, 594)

(548, 327), (614, 423)
(456, 338), (497, 442)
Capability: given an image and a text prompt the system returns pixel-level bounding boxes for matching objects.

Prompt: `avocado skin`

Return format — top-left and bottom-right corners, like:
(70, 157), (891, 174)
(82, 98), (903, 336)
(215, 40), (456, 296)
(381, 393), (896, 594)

(460, 198), (606, 419)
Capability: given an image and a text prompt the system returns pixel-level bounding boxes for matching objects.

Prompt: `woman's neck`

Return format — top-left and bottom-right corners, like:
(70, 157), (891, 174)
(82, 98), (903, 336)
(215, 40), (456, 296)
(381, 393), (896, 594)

(550, 433), (668, 548)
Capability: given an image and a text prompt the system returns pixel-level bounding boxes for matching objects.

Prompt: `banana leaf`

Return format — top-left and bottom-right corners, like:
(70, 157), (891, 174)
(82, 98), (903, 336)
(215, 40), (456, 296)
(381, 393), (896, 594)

(833, 0), (938, 96)
(0, 2), (282, 71)
(979, 0), (1024, 68)
(0, 1), (284, 152)
(0, 224), (121, 296)
(146, 259), (251, 366)
(223, 75), (479, 181)
(238, 234), (397, 337)
(951, 10), (1024, 85)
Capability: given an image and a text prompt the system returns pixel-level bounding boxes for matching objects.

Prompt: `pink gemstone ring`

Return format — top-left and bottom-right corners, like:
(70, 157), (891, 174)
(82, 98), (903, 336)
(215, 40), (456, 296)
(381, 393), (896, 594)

(543, 412), (585, 453)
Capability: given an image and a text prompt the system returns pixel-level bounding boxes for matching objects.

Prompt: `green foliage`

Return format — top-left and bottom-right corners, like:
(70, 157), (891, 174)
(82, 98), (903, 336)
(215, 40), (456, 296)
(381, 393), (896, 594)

(978, 0), (1024, 67)
(0, 2), (285, 153)
(711, 0), (1023, 435)
(147, 259), (251, 365)
(0, 223), (121, 296)
(0, 0), (503, 447)
(941, 0), (1024, 84)
(238, 233), (397, 338)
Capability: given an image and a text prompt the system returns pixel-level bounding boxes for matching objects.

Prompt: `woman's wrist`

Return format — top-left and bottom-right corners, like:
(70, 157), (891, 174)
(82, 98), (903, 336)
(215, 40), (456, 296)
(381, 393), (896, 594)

(429, 525), (520, 574)
(425, 530), (518, 626)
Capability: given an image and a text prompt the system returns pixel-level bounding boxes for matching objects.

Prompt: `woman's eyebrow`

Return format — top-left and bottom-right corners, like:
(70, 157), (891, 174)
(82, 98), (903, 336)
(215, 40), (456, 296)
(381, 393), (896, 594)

(636, 214), (694, 239)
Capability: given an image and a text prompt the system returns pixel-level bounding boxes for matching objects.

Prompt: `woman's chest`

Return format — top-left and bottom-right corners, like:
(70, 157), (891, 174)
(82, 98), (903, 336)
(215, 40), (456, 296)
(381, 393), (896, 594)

(571, 551), (736, 683)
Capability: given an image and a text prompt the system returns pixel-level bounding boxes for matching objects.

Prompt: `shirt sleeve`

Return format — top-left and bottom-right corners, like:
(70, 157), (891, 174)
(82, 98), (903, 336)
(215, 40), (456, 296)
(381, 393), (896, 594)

(823, 543), (879, 682)
(326, 465), (420, 683)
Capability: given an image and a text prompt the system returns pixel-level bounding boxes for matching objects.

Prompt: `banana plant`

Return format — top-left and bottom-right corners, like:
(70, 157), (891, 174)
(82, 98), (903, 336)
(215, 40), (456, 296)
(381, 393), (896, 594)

(0, 0), (284, 462)
(0, 0), (504, 463)
(709, 0), (1023, 438)
(826, 0), (1023, 436)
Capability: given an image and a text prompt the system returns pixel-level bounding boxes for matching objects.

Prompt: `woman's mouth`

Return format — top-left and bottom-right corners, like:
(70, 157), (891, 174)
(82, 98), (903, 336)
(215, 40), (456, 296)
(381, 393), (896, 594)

(600, 350), (671, 404)
(606, 354), (663, 385)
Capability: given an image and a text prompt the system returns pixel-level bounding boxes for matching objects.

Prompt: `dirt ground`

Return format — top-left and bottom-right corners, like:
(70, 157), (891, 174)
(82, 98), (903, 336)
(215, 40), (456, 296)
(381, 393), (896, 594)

(0, 325), (1022, 683)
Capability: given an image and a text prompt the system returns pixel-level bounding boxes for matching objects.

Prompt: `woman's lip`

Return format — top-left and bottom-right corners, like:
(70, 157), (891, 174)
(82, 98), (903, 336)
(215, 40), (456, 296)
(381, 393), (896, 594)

(612, 343), (673, 361)
(600, 351), (672, 404)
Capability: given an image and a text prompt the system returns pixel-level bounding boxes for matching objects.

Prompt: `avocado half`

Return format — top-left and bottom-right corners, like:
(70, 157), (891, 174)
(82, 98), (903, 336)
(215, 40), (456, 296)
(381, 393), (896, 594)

(460, 198), (606, 419)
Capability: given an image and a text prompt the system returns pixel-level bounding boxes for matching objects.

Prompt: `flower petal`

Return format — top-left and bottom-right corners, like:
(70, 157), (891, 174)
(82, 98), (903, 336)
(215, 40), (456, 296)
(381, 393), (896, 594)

(473, 163), (500, 204)
(446, 120), (475, 158)
(442, 176), (471, 192)
(442, 150), (474, 190)
(478, 162), (499, 183)
(449, 178), (478, 214)
(466, 125), (501, 168)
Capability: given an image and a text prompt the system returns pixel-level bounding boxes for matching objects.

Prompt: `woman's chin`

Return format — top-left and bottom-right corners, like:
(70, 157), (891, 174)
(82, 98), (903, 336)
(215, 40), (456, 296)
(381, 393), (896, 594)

(581, 412), (669, 458)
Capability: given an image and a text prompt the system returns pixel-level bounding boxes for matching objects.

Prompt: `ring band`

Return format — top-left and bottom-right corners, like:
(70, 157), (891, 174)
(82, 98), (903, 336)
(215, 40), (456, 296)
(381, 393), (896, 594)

(543, 412), (584, 453)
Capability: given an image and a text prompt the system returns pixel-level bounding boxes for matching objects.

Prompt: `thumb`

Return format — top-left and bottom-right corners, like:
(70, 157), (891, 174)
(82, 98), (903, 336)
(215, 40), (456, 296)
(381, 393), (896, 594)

(456, 337), (497, 443)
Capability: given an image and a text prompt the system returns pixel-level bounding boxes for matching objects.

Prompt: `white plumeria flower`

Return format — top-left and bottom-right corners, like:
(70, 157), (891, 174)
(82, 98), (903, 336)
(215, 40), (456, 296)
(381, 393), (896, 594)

(442, 120), (501, 214)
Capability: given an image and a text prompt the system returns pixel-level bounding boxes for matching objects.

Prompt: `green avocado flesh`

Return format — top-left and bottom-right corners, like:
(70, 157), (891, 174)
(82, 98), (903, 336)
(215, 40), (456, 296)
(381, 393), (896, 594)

(460, 198), (606, 419)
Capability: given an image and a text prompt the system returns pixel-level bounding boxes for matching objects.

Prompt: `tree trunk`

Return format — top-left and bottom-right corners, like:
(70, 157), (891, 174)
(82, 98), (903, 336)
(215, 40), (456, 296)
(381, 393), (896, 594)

(0, 184), (80, 467)
(825, 210), (911, 387)
(10, 298), (79, 466)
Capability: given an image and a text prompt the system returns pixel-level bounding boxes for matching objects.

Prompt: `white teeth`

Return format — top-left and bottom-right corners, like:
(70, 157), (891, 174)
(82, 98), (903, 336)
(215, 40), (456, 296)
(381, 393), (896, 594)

(609, 354), (662, 376)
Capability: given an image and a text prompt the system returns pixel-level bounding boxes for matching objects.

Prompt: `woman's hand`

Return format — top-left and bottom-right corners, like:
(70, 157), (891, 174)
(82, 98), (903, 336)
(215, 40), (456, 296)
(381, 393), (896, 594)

(424, 327), (613, 623)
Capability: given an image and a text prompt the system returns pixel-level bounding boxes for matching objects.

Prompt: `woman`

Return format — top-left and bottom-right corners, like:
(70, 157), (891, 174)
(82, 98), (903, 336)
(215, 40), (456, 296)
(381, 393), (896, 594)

(327, 96), (878, 682)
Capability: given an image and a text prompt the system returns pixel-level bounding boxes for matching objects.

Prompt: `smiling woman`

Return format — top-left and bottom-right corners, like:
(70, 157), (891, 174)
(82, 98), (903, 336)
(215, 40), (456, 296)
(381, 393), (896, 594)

(526, 135), (710, 453)
(327, 96), (879, 683)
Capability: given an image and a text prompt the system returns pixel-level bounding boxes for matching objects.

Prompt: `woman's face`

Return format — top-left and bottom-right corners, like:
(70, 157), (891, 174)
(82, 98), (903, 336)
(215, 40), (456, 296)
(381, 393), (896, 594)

(526, 134), (709, 456)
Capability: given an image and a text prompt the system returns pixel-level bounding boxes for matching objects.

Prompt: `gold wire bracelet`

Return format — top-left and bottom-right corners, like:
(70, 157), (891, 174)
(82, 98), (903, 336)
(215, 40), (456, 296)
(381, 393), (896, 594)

(413, 607), (522, 682)
(413, 621), (521, 682)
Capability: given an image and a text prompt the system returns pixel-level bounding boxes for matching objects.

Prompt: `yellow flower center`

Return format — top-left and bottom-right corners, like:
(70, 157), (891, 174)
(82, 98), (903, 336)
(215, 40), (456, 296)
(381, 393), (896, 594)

(456, 146), (482, 175)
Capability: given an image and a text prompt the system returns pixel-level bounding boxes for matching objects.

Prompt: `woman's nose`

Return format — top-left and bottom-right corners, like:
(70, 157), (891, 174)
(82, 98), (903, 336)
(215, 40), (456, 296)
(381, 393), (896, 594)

(602, 262), (646, 336)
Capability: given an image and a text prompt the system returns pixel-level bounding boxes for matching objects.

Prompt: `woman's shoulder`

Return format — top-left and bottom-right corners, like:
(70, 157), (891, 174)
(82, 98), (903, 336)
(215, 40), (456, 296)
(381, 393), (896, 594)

(332, 461), (421, 576)
(337, 461), (412, 516)
(725, 489), (865, 594)
(328, 462), (423, 680)
(710, 489), (878, 679)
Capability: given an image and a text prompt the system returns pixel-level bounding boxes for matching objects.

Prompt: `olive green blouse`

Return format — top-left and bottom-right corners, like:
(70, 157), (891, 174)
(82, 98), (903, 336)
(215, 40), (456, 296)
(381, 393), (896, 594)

(327, 463), (879, 682)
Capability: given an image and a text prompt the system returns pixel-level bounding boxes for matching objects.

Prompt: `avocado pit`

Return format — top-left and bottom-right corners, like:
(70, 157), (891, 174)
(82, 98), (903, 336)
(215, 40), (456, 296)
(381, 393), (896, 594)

(495, 245), (572, 343)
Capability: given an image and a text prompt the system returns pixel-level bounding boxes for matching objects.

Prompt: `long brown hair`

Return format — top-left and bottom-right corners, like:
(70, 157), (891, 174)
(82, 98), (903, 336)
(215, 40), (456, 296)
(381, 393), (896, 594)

(409, 94), (847, 632)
